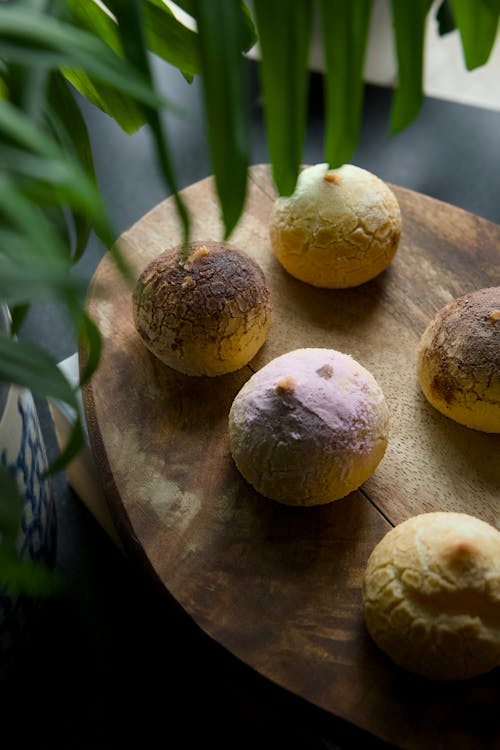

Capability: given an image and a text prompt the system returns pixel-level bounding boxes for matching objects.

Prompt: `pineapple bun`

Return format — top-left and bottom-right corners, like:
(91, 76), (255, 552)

(417, 286), (500, 432)
(363, 512), (500, 681)
(132, 241), (272, 376)
(269, 163), (401, 288)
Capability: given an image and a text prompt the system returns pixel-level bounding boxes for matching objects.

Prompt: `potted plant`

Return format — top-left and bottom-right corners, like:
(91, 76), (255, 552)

(0, 0), (498, 640)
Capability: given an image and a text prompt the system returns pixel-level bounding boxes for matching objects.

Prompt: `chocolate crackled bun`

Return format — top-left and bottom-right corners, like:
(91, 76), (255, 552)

(417, 286), (500, 432)
(228, 348), (389, 506)
(269, 163), (401, 288)
(363, 512), (500, 681)
(132, 241), (272, 376)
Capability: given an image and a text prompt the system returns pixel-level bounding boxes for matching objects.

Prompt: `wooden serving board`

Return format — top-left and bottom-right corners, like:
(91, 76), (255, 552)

(81, 165), (500, 749)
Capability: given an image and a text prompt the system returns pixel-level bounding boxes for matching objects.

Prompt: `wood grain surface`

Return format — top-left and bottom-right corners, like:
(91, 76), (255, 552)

(81, 165), (500, 749)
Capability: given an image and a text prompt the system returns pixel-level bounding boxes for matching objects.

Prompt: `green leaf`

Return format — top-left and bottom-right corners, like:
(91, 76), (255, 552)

(0, 95), (59, 156)
(64, 0), (124, 56)
(167, 0), (195, 15)
(239, 1), (259, 52)
(71, 213), (92, 264)
(0, 6), (163, 109)
(0, 75), (8, 100)
(78, 312), (102, 387)
(0, 226), (50, 264)
(0, 546), (61, 597)
(47, 72), (99, 183)
(192, 0), (250, 237)
(61, 0), (148, 133)
(320, 0), (372, 168)
(390, 0), (433, 134)
(0, 175), (72, 260)
(253, 0), (314, 195)
(106, 0), (190, 244)
(9, 304), (30, 336)
(0, 98), (110, 238)
(143, 1), (201, 78)
(63, 69), (147, 135)
(44, 205), (72, 253)
(47, 76), (116, 254)
(175, 0), (257, 52)
(449, 0), (500, 69)
(0, 185), (94, 288)
(0, 334), (79, 409)
(0, 465), (23, 551)
(0, 257), (85, 307)
(436, 0), (456, 35)
(44, 416), (84, 476)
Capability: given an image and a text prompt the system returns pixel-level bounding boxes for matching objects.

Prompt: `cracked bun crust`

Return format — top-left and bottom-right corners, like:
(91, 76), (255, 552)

(362, 512), (500, 681)
(228, 348), (389, 505)
(417, 286), (500, 432)
(269, 163), (401, 288)
(132, 241), (272, 376)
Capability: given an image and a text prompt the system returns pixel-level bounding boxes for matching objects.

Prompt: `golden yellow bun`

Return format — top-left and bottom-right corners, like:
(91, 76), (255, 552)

(417, 286), (500, 432)
(228, 348), (389, 506)
(269, 163), (401, 288)
(362, 512), (500, 681)
(132, 241), (272, 376)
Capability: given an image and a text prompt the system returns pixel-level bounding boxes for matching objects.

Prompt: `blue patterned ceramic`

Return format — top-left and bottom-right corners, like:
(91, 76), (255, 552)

(0, 309), (56, 670)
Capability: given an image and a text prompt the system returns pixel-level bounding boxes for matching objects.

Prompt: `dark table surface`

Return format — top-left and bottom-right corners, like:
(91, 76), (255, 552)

(4, 58), (500, 749)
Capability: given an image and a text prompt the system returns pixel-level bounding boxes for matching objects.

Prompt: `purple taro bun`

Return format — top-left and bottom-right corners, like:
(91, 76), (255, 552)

(228, 348), (389, 506)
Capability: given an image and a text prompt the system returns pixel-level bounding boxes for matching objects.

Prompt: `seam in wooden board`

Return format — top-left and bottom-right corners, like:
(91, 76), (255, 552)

(247, 164), (277, 201)
(359, 487), (395, 529)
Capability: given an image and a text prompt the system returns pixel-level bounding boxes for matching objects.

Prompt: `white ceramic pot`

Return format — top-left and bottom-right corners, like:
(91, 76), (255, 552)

(0, 307), (56, 668)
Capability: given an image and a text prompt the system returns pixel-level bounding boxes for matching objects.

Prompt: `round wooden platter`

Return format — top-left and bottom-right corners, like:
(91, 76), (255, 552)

(81, 165), (500, 749)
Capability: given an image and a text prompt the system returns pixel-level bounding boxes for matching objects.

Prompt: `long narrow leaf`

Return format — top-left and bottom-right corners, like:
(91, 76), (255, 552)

(0, 99), (110, 239)
(166, 0), (258, 52)
(78, 312), (102, 387)
(0, 96), (61, 156)
(0, 545), (61, 596)
(0, 175), (72, 260)
(390, 0), (433, 134)
(0, 334), (79, 409)
(0, 6), (164, 109)
(0, 257), (85, 307)
(63, 68), (147, 134)
(320, 0), (372, 168)
(63, 0), (199, 126)
(253, 0), (313, 195)
(192, 0), (250, 237)
(449, 0), (500, 69)
(436, 0), (456, 35)
(143, 3), (200, 79)
(106, 0), (190, 244)
(47, 75), (115, 255)
(0, 226), (53, 263)
(44, 416), (85, 477)
(71, 214), (92, 264)
(9, 304), (30, 336)
(44, 205), (72, 254)
(47, 71), (97, 182)
(61, 0), (148, 133)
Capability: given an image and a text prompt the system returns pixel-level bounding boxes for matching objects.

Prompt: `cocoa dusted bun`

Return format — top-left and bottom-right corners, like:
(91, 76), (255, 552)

(228, 347), (389, 506)
(269, 163), (401, 288)
(132, 241), (272, 376)
(363, 512), (500, 681)
(417, 286), (500, 432)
